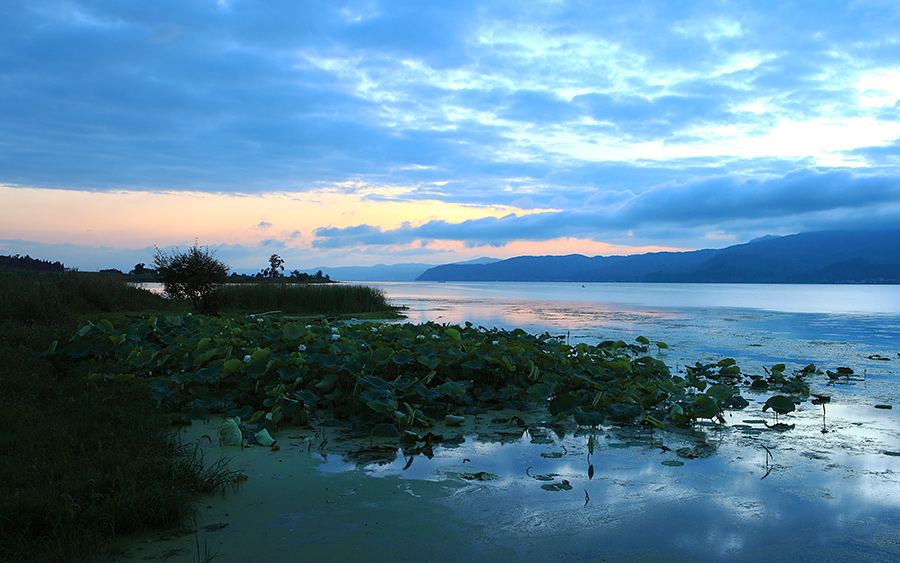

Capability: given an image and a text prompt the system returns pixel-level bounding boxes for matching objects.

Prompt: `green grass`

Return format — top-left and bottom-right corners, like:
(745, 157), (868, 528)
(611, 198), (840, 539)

(0, 270), (171, 323)
(218, 281), (397, 315)
(0, 272), (241, 563)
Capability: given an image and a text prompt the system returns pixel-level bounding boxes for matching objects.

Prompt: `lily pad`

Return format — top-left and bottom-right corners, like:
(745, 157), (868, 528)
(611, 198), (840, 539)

(540, 480), (573, 491)
(461, 471), (500, 481)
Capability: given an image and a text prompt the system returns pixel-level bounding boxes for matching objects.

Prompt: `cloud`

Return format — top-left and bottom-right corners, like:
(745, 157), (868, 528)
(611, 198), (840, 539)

(312, 168), (900, 249)
(3, 1), (900, 267)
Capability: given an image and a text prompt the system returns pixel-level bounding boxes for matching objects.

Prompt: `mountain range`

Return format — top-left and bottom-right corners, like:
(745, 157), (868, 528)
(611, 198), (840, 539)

(415, 230), (900, 283)
(311, 257), (499, 282)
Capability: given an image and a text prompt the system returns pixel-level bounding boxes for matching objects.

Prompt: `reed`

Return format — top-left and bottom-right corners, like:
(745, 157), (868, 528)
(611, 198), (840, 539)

(0, 272), (241, 562)
(0, 270), (168, 323)
(218, 281), (394, 314)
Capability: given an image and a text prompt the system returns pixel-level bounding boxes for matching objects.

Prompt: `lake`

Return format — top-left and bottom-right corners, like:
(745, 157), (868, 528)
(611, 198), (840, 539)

(125, 282), (900, 562)
(365, 281), (900, 378)
(333, 282), (900, 561)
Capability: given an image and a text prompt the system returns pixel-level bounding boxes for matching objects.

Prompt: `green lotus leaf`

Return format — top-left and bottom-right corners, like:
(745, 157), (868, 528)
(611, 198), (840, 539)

(548, 392), (577, 416)
(528, 383), (552, 403)
(372, 423), (400, 437)
(572, 409), (606, 426)
(690, 394), (720, 419)
(706, 384), (734, 401)
(366, 396), (399, 414)
(762, 395), (796, 415)
(436, 381), (467, 399)
(282, 323), (305, 340)
(392, 350), (415, 365)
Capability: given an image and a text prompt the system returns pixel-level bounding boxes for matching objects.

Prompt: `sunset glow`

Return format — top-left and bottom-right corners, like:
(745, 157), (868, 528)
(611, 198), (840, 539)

(2, 1), (899, 272)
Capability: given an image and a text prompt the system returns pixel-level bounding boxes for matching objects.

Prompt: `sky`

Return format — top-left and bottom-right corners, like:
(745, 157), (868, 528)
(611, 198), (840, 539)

(2, 0), (900, 273)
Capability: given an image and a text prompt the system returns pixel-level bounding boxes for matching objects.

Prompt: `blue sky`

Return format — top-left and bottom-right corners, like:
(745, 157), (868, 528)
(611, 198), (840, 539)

(2, 0), (899, 272)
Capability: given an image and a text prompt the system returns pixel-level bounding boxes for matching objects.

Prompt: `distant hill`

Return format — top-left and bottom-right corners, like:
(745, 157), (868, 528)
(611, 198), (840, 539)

(311, 257), (499, 282)
(416, 230), (900, 283)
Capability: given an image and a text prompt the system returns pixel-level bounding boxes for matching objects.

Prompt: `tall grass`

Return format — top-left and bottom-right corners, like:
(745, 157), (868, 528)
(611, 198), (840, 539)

(0, 270), (167, 323)
(0, 272), (241, 562)
(219, 282), (395, 315)
(0, 358), (238, 562)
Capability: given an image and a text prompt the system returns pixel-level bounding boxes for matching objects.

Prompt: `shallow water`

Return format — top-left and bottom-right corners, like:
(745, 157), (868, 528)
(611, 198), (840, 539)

(354, 282), (900, 560)
(116, 282), (900, 562)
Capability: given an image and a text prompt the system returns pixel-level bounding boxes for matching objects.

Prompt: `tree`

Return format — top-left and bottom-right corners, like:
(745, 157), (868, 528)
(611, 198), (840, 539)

(263, 254), (285, 279)
(153, 242), (229, 314)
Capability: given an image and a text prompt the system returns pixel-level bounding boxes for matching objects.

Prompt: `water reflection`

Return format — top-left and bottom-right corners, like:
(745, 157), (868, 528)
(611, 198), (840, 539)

(321, 282), (900, 559)
(316, 406), (900, 560)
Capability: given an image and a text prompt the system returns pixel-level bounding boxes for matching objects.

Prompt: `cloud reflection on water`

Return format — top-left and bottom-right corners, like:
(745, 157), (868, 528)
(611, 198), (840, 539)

(319, 282), (900, 559)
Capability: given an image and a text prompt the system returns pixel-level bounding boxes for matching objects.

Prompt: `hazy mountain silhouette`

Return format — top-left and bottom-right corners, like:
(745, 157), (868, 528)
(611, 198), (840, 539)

(416, 230), (900, 283)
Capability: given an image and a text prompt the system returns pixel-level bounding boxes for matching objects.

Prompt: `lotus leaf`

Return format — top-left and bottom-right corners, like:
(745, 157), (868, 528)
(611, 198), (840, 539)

(763, 395), (796, 415)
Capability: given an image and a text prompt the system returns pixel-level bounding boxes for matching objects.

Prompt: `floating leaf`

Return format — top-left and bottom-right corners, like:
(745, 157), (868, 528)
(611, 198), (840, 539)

(661, 460), (684, 467)
(690, 394), (720, 419)
(541, 480), (573, 491)
(461, 471), (499, 481)
(222, 358), (243, 377)
(366, 396), (399, 414)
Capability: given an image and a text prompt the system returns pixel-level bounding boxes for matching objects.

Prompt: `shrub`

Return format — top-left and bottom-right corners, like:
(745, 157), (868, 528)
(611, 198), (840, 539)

(153, 243), (228, 314)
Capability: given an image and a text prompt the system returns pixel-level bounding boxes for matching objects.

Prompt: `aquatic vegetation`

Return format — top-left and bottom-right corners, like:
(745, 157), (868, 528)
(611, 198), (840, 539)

(57, 317), (753, 431)
(763, 394), (796, 424)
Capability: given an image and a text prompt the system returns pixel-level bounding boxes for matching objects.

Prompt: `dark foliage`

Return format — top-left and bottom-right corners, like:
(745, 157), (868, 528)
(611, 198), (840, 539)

(153, 243), (229, 314)
(0, 254), (65, 273)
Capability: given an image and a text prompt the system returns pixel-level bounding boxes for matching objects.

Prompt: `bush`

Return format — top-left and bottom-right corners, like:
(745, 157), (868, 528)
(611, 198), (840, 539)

(153, 243), (228, 314)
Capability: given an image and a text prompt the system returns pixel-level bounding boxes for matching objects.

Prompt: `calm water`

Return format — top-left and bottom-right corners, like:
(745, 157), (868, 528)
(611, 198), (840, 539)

(330, 281), (900, 561)
(361, 281), (900, 379)
(134, 281), (900, 560)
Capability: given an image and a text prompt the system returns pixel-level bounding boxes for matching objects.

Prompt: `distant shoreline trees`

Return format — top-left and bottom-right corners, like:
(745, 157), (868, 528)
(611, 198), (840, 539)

(0, 254), (65, 272)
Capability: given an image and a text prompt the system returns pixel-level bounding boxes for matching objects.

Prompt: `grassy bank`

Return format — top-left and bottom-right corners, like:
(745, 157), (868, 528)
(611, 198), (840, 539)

(0, 273), (226, 562)
(0, 270), (399, 562)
